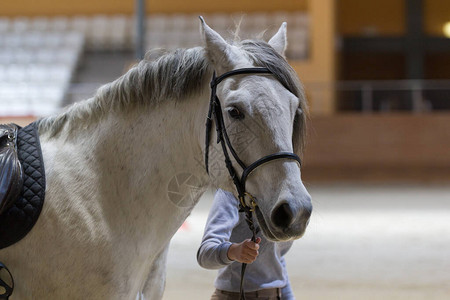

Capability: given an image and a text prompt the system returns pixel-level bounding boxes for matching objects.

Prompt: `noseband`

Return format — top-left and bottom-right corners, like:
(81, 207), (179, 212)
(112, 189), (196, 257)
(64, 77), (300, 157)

(204, 68), (301, 299)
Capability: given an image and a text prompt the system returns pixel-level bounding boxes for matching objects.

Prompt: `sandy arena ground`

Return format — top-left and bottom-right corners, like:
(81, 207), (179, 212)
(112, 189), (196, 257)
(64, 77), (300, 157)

(163, 184), (450, 300)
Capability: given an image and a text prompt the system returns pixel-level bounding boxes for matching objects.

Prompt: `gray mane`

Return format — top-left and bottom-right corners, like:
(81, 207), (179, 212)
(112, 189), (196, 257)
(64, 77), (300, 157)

(37, 39), (307, 155)
(38, 47), (212, 137)
(97, 47), (212, 108)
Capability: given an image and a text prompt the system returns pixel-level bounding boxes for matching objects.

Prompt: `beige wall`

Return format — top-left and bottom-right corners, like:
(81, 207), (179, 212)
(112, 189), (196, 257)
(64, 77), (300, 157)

(337, 0), (405, 36)
(292, 0), (337, 115)
(1, 0), (307, 16)
(424, 0), (450, 36)
(303, 113), (450, 182)
(337, 0), (450, 37)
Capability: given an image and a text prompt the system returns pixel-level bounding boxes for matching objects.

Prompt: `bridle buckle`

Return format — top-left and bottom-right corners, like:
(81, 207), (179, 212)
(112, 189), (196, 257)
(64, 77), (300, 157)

(239, 192), (257, 212)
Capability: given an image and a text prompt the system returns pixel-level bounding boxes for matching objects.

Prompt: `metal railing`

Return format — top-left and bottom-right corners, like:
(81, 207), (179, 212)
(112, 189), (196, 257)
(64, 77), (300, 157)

(1, 79), (449, 117)
(305, 80), (450, 113)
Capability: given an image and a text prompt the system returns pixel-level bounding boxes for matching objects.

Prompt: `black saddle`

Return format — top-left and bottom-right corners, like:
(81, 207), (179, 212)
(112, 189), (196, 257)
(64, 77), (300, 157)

(0, 124), (23, 215)
(0, 124), (22, 300)
(0, 122), (46, 299)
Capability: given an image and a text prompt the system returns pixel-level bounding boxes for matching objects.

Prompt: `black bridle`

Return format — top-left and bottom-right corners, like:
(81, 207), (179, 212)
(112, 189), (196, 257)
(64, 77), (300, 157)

(204, 67), (302, 299)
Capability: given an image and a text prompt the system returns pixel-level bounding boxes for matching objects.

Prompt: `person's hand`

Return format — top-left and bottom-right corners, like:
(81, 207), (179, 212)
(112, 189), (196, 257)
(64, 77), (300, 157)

(227, 237), (261, 264)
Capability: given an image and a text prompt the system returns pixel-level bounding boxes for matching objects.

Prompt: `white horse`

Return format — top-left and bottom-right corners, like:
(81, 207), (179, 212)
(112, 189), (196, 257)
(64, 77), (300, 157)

(0, 18), (311, 299)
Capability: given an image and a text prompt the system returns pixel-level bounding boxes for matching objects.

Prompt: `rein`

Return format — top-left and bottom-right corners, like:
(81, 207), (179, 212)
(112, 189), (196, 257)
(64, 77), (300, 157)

(204, 67), (301, 299)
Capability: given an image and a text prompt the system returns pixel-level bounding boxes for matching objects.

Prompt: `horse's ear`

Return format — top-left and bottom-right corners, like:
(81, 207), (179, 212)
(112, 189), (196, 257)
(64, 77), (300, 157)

(199, 16), (233, 71)
(268, 22), (288, 57)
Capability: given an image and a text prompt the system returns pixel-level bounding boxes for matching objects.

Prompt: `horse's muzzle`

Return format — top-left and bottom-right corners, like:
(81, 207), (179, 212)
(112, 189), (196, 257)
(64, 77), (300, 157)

(256, 199), (312, 241)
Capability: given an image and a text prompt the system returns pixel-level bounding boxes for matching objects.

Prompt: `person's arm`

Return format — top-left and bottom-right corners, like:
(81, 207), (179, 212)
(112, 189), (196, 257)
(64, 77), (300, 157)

(196, 190), (240, 269)
(280, 257), (295, 300)
(281, 281), (295, 300)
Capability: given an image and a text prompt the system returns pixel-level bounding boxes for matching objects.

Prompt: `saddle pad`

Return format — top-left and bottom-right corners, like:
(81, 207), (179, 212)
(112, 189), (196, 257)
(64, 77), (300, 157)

(0, 122), (46, 249)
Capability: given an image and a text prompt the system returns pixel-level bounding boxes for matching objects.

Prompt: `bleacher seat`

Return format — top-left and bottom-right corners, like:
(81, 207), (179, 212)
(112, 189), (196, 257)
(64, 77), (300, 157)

(0, 17), (84, 117)
(11, 17), (30, 32)
(0, 18), (10, 33)
(50, 16), (70, 32)
(0, 13), (309, 117)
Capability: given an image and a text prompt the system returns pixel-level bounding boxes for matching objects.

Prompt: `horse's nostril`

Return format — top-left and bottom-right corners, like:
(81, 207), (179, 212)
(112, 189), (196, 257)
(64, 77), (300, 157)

(271, 202), (294, 229)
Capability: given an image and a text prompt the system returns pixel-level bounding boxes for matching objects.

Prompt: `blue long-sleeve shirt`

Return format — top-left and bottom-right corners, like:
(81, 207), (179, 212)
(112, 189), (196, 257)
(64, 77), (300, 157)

(197, 189), (295, 299)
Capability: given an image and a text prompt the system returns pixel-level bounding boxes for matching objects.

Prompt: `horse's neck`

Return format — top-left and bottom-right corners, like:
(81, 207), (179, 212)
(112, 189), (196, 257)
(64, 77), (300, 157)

(43, 91), (210, 249)
(96, 101), (209, 189)
(99, 96), (209, 216)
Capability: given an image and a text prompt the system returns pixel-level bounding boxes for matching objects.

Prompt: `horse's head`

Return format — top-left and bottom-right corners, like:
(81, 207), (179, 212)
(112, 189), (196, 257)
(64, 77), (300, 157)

(200, 18), (312, 241)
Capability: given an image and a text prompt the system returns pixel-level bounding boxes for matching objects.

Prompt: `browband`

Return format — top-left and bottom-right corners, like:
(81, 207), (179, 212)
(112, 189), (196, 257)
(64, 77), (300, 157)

(211, 68), (272, 87)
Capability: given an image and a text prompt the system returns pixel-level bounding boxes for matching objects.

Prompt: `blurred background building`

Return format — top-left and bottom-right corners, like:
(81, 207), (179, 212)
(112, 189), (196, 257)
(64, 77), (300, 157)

(0, 0), (449, 183)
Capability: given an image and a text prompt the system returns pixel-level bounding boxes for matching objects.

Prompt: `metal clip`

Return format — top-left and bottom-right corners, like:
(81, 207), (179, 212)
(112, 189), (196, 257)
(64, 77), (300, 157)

(7, 130), (14, 142)
(239, 192), (258, 212)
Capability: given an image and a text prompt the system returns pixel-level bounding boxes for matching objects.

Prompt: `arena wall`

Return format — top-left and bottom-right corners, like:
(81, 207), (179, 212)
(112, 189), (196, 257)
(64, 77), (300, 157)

(303, 113), (450, 182)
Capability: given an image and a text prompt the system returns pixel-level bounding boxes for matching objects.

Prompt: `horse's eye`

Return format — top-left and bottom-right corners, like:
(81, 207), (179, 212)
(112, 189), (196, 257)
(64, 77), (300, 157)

(228, 107), (244, 120)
